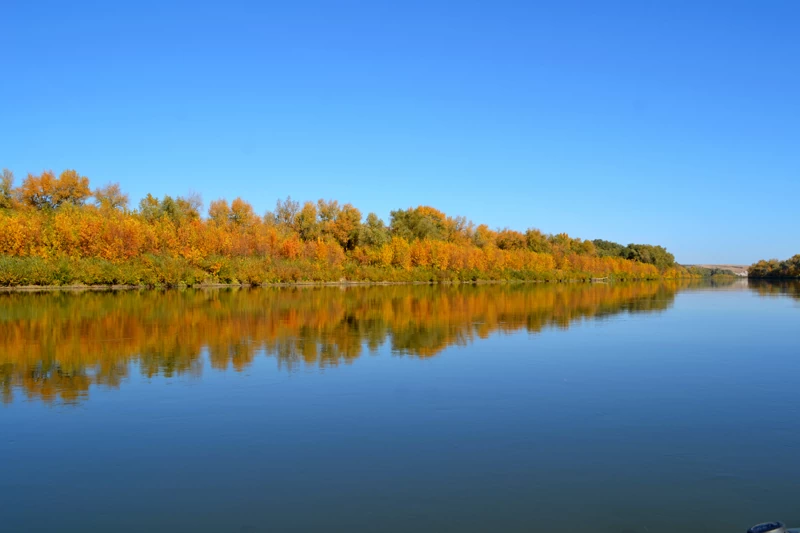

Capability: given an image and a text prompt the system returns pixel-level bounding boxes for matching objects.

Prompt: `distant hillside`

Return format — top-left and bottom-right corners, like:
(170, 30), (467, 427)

(685, 264), (749, 276)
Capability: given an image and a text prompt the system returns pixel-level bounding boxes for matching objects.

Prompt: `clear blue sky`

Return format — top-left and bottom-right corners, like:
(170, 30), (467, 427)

(2, 1), (798, 264)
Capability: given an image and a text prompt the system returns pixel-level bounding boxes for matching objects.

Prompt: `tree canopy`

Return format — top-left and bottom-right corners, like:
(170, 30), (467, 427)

(592, 239), (676, 269)
(0, 167), (701, 286)
(749, 255), (800, 278)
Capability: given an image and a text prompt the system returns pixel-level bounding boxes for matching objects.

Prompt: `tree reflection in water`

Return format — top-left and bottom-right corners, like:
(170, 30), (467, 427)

(0, 280), (738, 404)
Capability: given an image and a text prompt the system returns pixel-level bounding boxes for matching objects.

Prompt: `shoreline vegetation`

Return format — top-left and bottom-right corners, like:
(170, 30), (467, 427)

(0, 278), (576, 292)
(748, 255), (800, 279)
(0, 275), (740, 293)
(0, 168), (732, 288)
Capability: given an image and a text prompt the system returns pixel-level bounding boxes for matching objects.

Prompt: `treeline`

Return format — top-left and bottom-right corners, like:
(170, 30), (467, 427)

(749, 255), (800, 279)
(592, 239), (676, 269)
(1, 168), (697, 286)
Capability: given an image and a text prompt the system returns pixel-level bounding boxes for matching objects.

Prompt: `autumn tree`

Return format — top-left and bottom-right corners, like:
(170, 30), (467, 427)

(0, 166), (689, 285)
(178, 192), (203, 220)
(229, 197), (255, 226)
(328, 204), (361, 250)
(548, 233), (575, 251)
(296, 201), (320, 240)
(94, 183), (129, 211)
(495, 228), (526, 250)
(443, 215), (471, 244)
(472, 224), (495, 248)
(19, 169), (91, 209)
(748, 255), (800, 279)
(208, 199), (231, 225)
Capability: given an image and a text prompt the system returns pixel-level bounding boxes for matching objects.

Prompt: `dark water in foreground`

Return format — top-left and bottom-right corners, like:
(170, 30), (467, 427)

(1, 280), (799, 533)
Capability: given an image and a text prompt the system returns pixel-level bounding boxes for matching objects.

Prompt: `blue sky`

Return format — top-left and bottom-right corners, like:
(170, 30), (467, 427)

(1, 1), (798, 264)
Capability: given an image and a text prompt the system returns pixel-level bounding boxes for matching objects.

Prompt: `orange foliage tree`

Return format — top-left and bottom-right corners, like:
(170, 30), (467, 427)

(0, 167), (697, 285)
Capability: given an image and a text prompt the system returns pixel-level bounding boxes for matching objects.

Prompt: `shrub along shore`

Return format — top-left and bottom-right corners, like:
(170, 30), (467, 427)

(0, 168), (721, 288)
(748, 255), (800, 279)
(0, 254), (683, 290)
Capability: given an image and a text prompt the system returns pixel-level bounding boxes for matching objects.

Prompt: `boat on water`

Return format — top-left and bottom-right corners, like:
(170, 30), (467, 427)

(748, 523), (800, 533)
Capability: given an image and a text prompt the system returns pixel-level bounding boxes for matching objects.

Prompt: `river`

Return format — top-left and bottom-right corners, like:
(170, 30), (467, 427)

(1, 280), (799, 532)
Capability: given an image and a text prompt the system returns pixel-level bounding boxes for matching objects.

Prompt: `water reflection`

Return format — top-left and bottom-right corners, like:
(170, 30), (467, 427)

(748, 279), (800, 301)
(0, 280), (730, 404)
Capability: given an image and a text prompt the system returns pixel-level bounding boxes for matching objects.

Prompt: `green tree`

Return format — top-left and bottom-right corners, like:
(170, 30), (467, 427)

(390, 206), (447, 241)
(749, 255), (800, 279)
(592, 239), (626, 257)
(525, 229), (552, 254)
(623, 244), (675, 269)
(359, 213), (390, 247)
(138, 193), (162, 221)
(139, 193), (201, 223)
(0, 169), (14, 209)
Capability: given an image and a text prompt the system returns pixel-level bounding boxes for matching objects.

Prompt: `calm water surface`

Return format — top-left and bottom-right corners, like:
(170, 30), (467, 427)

(1, 280), (799, 532)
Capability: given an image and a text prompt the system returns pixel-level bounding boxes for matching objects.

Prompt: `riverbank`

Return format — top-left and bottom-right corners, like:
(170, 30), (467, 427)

(0, 277), (651, 292)
(0, 254), (680, 290)
(0, 274), (665, 290)
(0, 274), (739, 293)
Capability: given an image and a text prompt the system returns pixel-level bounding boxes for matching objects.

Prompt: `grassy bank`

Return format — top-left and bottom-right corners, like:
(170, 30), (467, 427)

(0, 254), (677, 289)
